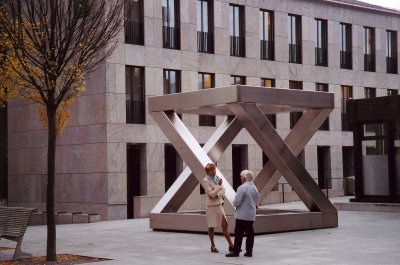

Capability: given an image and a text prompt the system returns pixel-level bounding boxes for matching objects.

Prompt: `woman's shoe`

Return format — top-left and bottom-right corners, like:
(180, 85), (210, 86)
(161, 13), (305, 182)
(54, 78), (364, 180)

(211, 247), (219, 253)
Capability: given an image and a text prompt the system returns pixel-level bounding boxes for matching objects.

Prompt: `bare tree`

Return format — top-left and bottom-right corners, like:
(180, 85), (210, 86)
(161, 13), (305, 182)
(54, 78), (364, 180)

(0, 0), (124, 260)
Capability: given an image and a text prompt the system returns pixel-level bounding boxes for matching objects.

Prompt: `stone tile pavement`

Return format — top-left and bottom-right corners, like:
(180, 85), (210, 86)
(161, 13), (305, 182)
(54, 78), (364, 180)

(1, 197), (400, 264)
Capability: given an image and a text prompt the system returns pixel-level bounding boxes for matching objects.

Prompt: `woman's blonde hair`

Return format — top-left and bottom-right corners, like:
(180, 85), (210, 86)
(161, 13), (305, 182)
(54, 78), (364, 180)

(204, 163), (216, 174)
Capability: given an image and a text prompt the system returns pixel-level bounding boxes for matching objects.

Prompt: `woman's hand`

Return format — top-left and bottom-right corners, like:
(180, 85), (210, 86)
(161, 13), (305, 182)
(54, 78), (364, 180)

(218, 178), (223, 185)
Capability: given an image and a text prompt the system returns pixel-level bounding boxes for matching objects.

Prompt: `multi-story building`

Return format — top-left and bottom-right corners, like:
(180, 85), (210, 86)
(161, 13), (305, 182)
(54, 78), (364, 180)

(1, 0), (400, 220)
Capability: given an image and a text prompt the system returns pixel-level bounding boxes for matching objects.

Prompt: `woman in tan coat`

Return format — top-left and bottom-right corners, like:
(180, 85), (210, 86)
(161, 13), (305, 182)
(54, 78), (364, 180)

(201, 163), (234, 253)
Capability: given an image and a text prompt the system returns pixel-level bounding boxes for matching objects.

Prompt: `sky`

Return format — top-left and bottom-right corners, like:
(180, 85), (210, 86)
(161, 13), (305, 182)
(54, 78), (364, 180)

(359, 0), (400, 10)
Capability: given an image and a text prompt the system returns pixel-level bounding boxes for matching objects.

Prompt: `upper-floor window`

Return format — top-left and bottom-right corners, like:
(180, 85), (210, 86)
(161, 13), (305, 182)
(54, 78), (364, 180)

(125, 0), (144, 45)
(261, 78), (275, 88)
(289, 81), (303, 129)
(316, 83), (329, 131)
(230, 4), (245, 57)
(386, 30), (397, 74)
(365, 87), (376, 98)
(315, 19), (327, 66)
(199, 73), (215, 127)
(260, 10), (274, 60)
(288, 14), (302, 64)
(262, 78), (276, 128)
(340, 23), (352, 69)
(388, 89), (398, 96)
(164, 69), (181, 94)
(364, 27), (375, 72)
(231, 75), (246, 85)
(197, 0), (214, 53)
(162, 0), (180, 49)
(126, 66), (145, 124)
(341, 85), (352, 131)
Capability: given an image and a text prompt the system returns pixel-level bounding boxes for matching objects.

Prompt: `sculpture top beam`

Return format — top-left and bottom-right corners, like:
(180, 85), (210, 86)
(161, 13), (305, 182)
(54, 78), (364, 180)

(149, 85), (334, 115)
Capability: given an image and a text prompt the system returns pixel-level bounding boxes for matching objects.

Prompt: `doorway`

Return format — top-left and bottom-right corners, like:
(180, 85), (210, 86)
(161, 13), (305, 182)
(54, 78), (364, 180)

(127, 144), (145, 219)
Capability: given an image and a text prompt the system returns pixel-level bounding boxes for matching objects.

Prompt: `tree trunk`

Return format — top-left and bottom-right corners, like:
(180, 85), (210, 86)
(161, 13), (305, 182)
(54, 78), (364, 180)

(46, 104), (57, 261)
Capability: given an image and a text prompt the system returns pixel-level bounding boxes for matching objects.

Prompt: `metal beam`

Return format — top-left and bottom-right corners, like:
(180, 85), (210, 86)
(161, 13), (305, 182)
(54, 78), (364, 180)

(151, 116), (242, 213)
(229, 103), (336, 212)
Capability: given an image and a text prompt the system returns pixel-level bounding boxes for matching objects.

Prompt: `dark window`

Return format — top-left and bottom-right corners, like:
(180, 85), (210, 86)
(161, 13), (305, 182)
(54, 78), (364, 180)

(0, 105), (7, 201)
(125, 0), (144, 45)
(164, 144), (182, 192)
(365, 87), (376, 98)
(386, 30), (397, 74)
(162, 0), (180, 49)
(231, 75), (246, 85)
(197, 0), (214, 53)
(230, 5), (245, 57)
(364, 27), (375, 72)
(288, 14), (302, 64)
(199, 73), (215, 126)
(315, 19), (328, 66)
(289, 81), (303, 129)
(364, 87), (376, 133)
(261, 78), (276, 128)
(341, 85), (352, 131)
(164, 69), (181, 94)
(317, 146), (331, 189)
(260, 10), (274, 60)
(127, 144), (146, 218)
(340, 23), (352, 69)
(126, 66), (145, 124)
(232, 145), (248, 191)
(388, 89), (398, 96)
(316, 83), (329, 131)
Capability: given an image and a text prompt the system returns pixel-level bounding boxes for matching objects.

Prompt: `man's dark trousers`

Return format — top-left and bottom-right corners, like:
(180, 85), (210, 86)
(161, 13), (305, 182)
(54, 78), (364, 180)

(233, 219), (254, 254)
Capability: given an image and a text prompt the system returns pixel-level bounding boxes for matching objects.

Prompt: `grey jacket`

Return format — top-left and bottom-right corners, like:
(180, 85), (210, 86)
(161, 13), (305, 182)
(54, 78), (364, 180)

(233, 181), (259, 221)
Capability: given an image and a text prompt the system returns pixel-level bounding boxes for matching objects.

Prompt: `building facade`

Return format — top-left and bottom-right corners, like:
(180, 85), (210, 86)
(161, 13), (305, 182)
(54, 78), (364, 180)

(4, 0), (400, 220)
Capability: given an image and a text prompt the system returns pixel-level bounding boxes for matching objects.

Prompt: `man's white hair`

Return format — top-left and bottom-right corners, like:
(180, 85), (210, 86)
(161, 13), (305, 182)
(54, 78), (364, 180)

(240, 170), (254, 181)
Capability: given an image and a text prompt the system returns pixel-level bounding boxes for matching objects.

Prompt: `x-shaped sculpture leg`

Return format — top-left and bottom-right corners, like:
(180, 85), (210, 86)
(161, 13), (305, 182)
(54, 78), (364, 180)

(229, 103), (336, 212)
(254, 108), (333, 204)
(150, 111), (241, 213)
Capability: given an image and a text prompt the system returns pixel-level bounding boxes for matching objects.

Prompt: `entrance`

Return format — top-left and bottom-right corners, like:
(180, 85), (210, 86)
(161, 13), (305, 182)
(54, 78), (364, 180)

(127, 144), (144, 219)
(232, 145), (248, 191)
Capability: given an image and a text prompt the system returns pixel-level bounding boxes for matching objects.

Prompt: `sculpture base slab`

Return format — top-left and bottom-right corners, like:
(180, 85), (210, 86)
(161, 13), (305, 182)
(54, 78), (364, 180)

(150, 209), (338, 235)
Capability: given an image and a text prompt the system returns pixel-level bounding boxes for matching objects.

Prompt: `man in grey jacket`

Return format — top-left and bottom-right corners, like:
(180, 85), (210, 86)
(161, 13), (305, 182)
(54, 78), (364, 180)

(226, 170), (259, 257)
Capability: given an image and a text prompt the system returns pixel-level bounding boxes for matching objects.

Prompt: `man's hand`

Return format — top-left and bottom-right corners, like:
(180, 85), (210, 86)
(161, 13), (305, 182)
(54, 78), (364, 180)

(218, 178), (223, 185)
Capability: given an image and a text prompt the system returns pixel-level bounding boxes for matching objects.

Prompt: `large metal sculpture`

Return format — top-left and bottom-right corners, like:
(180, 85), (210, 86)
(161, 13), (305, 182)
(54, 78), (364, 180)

(149, 85), (338, 234)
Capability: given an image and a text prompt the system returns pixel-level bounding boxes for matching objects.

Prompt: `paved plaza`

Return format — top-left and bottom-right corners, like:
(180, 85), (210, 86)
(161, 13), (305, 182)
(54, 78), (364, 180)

(1, 198), (400, 264)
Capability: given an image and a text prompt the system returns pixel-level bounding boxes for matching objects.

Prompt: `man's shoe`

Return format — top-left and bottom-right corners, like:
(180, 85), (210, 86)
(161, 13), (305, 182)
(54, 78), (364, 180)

(244, 252), (252, 257)
(225, 252), (239, 257)
(229, 246), (242, 252)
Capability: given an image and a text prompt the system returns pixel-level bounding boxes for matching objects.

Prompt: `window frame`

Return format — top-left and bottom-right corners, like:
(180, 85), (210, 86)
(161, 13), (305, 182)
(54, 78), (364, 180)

(124, 0), (144, 45)
(364, 26), (376, 72)
(126, 66), (145, 124)
(229, 4), (245, 57)
(288, 14), (302, 64)
(340, 23), (352, 69)
(162, 0), (181, 49)
(386, 30), (398, 74)
(315, 18), (328, 66)
(260, 9), (274, 60)
(197, 0), (214, 53)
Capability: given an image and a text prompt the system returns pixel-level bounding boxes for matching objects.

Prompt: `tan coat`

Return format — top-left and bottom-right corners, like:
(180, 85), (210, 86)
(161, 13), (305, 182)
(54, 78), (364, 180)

(201, 175), (225, 206)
